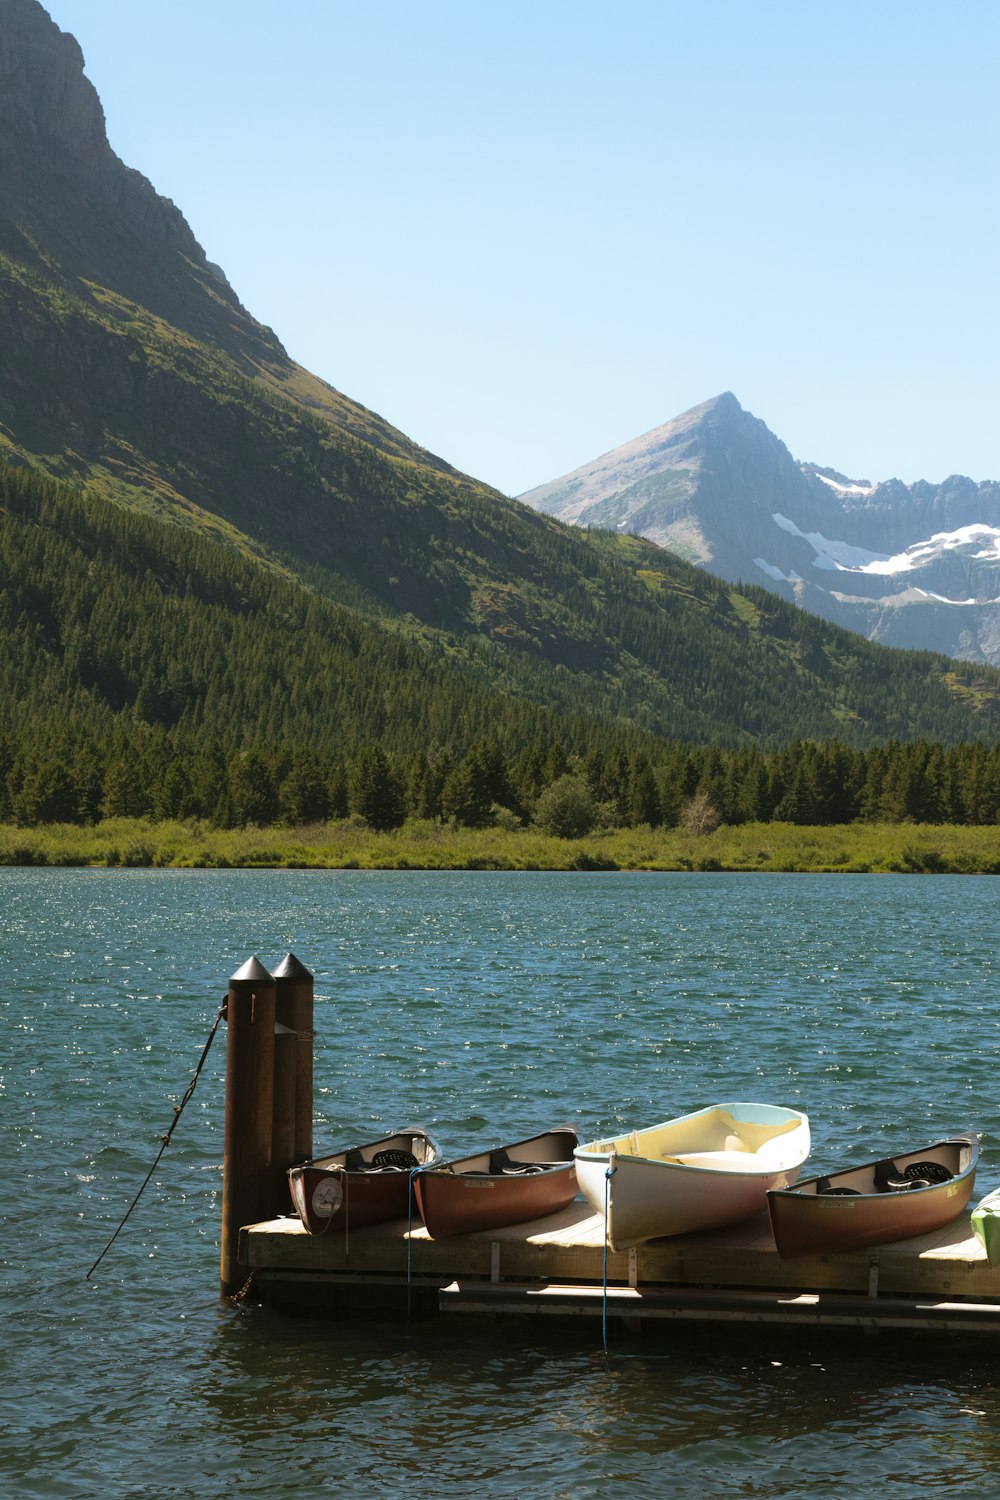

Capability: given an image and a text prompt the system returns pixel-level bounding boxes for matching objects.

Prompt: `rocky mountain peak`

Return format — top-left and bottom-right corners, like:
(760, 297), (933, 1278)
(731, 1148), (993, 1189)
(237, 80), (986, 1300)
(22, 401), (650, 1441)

(522, 393), (1000, 664)
(0, 0), (108, 166)
(0, 0), (285, 366)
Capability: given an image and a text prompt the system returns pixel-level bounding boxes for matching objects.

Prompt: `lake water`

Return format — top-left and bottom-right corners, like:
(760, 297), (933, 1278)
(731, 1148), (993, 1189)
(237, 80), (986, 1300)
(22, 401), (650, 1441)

(5, 868), (1000, 1498)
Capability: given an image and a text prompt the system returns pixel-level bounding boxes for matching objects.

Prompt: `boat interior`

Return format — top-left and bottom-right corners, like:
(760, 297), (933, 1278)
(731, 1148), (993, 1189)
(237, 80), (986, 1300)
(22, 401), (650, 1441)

(436, 1130), (579, 1177)
(793, 1139), (974, 1197)
(311, 1131), (438, 1174)
(591, 1107), (804, 1166)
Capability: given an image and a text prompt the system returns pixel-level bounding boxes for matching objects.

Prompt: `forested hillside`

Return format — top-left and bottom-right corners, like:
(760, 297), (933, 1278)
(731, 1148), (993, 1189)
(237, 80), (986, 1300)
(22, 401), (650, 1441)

(4, 4), (1000, 843)
(5, 460), (1000, 831)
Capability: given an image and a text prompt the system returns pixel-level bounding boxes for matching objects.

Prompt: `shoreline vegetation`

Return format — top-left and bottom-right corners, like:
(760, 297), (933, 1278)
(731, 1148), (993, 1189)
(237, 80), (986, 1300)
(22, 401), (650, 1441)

(3, 817), (1000, 873)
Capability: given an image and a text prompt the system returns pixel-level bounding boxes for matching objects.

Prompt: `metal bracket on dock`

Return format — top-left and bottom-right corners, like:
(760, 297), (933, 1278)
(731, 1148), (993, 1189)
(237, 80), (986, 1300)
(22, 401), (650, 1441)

(629, 1248), (638, 1289)
(868, 1257), (880, 1299)
(491, 1242), (501, 1284)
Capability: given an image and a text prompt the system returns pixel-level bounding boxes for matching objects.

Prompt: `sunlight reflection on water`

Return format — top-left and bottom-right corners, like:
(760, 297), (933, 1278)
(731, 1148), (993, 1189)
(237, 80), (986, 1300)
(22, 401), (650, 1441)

(4, 869), (1000, 1498)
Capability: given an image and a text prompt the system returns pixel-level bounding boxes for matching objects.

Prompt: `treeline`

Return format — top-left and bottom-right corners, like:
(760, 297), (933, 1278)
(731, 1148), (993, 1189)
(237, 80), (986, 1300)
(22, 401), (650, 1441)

(5, 731), (1000, 833)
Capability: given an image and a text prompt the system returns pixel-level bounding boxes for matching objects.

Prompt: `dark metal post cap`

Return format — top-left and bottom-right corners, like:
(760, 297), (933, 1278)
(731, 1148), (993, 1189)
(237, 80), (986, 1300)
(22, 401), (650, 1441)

(229, 956), (274, 985)
(272, 952), (313, 981)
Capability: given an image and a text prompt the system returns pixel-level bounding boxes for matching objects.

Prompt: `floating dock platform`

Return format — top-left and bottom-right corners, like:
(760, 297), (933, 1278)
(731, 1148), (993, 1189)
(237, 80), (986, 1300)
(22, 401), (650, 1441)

(241, 1199), (1000, 1334)
(215, 957), (1000, 1334)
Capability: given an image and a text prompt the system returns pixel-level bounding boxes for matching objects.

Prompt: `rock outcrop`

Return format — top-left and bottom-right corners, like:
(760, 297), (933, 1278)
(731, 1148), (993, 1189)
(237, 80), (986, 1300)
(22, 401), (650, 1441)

(0, 0), (278, 364)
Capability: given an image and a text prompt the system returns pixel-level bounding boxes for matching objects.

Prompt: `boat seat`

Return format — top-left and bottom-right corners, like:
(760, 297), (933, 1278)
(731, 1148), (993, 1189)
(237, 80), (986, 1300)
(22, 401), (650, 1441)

(668, 1150), (762, 1168)
(490, 1149), (546, 1173)
(371, 1149), (419, 1170)
(488, 1149), (564, 1175)
(342, 1147), (418, 1172)
(500, 1161), (563, 1175)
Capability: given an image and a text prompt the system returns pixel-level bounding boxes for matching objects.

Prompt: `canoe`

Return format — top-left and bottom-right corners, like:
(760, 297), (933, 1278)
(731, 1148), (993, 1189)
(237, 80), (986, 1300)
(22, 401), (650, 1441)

(767, 1134), (979, 1259)
(288, 1127), (442, 1234)
(574, 1102), (810, 1251)
(413, 1128), (580, 1238)
(972, 1185), (1000, 1265)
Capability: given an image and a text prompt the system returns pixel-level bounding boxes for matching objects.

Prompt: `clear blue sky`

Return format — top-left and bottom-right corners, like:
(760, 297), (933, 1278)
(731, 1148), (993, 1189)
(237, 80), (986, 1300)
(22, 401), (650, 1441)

(42, 1), (1000, 495)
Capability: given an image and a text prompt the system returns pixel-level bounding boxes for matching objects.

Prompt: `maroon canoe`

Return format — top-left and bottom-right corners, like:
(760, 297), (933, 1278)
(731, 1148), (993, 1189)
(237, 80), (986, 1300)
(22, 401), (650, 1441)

(413, 1128), (581, 1239)
(288, 1128), (442, 1234)
(767, 1133), (979, 1259)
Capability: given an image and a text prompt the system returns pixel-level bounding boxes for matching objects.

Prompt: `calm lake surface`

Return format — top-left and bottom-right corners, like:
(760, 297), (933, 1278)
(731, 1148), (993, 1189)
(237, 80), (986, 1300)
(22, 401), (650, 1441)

(6, 868), (1000, 1498)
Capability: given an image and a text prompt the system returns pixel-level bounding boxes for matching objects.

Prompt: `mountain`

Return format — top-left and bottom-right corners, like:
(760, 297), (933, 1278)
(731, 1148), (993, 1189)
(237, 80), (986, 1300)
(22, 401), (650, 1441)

(2, 0), (1000, 820)
(0, 0), (450, 473)
(520, 394), (1000, 665)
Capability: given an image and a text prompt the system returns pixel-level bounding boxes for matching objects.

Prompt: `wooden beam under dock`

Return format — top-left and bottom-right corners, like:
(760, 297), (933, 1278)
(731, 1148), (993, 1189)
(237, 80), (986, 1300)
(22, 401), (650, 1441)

(239, 1201), (1000, 1332)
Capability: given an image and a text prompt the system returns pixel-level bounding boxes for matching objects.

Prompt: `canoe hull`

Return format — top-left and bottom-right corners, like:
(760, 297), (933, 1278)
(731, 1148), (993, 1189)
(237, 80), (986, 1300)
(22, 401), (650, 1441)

(767, 1136), (979, 1259)
(288, 1128), (441, 1235)
(414, 1129), (580, 1238)
(575, 1102), (811, 1252)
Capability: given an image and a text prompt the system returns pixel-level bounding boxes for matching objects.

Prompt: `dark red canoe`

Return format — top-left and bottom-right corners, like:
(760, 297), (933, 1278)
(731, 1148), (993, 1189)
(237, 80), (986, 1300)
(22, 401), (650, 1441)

(288, 1128), (442, 1234)
(766, 1133), (979, 1259)
(413, 1128), (580, 1239)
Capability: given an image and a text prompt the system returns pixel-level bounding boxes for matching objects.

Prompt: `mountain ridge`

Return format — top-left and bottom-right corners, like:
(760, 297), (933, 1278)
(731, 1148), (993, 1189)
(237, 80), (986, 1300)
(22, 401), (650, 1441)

(520, 395), (1000, 664)
(0, 0), (462, 478)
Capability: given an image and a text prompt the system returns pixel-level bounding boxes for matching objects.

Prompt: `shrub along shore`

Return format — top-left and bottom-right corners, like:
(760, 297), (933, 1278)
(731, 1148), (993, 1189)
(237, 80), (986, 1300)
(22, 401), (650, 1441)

(3, 818), (1000, 873)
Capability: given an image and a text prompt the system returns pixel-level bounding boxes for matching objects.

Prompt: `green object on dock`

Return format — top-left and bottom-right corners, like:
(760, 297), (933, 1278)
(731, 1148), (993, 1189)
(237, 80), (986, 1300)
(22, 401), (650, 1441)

(971, 1188), (1000, 1265)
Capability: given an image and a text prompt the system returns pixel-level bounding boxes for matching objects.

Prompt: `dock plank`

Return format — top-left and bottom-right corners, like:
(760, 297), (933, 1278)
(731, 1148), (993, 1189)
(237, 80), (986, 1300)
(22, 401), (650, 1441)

(438, 1281), (1000, 1334)
(241, 1200), (1000, 1317)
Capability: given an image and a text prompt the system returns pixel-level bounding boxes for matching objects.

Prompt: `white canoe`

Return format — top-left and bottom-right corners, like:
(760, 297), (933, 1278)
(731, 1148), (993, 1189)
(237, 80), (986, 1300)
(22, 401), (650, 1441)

(575, 1101), (811, 1251)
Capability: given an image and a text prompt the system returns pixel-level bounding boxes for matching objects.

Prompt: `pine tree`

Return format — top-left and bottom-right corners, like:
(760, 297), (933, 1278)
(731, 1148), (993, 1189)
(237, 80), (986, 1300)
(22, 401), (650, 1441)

(351, 745), (406, 831)
(279, 752), (329, 824)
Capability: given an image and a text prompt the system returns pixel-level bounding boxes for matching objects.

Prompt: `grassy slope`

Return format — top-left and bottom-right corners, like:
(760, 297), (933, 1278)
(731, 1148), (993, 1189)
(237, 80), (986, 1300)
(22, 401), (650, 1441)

(4, 817), (999, 874)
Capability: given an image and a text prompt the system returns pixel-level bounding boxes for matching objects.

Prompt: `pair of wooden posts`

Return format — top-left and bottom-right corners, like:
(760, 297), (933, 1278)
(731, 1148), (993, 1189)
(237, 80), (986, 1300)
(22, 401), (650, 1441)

(220, 952), (314, 1296)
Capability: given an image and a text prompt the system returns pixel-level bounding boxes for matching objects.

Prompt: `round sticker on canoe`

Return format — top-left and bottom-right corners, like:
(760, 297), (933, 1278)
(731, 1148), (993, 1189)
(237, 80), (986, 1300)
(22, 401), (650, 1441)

(311, 1176), (343, 1218)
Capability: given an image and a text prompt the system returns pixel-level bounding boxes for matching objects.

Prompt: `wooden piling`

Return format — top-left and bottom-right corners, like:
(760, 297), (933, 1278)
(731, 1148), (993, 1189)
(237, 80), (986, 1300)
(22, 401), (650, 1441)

(220, 956), (276, 1297)
(271, 952), (314, 1210)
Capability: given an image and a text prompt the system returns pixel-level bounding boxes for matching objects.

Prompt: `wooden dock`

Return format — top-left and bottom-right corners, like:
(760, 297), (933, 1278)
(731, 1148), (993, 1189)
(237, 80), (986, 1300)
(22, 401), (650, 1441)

(217, 958), (1000, 1334)
(240, 1199), (1000, 1334)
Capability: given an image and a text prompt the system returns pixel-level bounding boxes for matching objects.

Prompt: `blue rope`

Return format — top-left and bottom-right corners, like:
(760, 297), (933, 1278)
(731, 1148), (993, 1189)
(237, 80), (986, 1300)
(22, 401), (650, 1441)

(406, 1166), (422, 1323)
(602, 1161), (617, 1354)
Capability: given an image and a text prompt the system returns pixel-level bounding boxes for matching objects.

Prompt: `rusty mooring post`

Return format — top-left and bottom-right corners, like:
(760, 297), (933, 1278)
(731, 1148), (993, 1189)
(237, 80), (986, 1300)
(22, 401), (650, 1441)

(271, 952), (314, 1211)
(220, 955), (276, 1297)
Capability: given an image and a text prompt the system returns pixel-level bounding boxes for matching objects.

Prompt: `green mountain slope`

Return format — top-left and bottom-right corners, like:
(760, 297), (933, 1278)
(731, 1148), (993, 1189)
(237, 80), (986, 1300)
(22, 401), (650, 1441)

(2, 0), (1000, 816)
(4, 458), (999, 759)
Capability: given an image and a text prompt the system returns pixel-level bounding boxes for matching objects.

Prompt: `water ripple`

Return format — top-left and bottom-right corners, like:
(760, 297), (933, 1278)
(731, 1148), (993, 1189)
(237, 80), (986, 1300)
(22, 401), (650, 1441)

(4, 870), (1000, 1497)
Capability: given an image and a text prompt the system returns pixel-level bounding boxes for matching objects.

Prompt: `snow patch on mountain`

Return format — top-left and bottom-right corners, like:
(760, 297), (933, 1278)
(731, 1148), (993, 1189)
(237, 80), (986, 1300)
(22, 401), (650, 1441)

(812, 472), (877, 498)
(768, 513), (1000, 583)
(754, 557), (797, 583)
(855, 524), (1000, 576)
(771, 513), (888, 570)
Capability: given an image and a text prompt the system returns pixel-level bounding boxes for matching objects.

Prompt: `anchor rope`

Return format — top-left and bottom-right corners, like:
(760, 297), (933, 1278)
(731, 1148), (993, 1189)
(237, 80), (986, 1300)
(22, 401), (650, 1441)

(85, 998), (227, 1280)
(343, 1169), (350, 1258)
(602, 1160), (617, 1354)
(406, 1165), (423, 1323)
